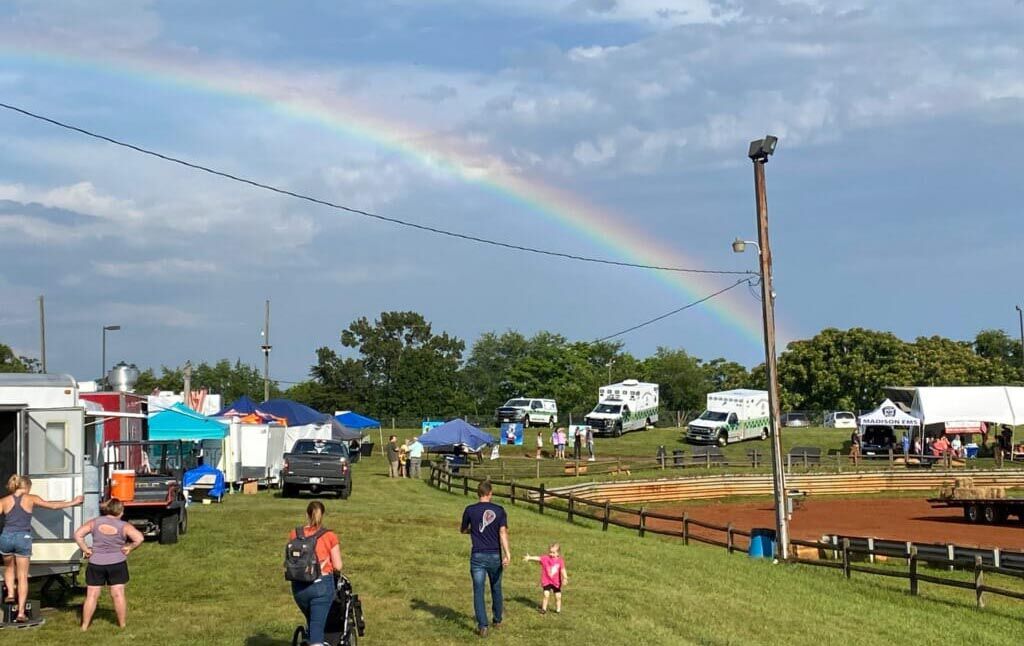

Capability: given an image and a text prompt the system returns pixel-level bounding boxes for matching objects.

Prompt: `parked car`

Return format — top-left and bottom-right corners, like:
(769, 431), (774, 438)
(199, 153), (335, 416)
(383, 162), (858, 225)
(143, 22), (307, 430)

(281, 439), (352, 498)
(780, 412), (812, 428)
(824, 411), (857, 428)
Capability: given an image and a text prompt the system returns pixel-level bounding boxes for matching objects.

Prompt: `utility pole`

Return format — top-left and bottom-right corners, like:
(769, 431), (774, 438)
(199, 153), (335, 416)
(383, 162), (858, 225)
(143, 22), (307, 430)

(38, 295), (46, 373)
(262, 299), (272, 402)
(183, 360), (193, 408)
(1016, 305), (1024, 375)
(749, 135), (790, 561)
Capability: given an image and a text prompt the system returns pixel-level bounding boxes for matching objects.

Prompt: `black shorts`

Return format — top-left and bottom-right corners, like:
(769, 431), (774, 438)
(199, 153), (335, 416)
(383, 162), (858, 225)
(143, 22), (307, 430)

(86, 561), (130, 586)
(543, 584), (561, 593)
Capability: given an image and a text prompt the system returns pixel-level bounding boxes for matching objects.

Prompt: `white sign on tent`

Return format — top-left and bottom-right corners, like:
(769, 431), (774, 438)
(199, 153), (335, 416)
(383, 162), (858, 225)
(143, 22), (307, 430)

(858, 399), (920, 428)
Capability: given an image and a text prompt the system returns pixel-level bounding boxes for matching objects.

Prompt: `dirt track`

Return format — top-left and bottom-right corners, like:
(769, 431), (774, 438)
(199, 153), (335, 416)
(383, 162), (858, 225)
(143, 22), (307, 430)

(649, 498), (1024, 550)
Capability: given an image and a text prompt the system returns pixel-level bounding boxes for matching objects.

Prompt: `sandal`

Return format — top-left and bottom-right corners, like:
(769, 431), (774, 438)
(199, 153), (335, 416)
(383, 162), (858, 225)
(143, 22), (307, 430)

(14, 616), (28, 623)
(538, 608), (546, 615)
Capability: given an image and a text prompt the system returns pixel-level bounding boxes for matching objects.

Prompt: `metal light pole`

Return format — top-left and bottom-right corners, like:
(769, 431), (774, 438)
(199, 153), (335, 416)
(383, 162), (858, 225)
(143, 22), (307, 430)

(101, 324), (121, 383)
(1016, 305), (1024, 374)
(261, 300), (272, 402)
(38, 295), (47, 373)
(738, 134), (789, 560)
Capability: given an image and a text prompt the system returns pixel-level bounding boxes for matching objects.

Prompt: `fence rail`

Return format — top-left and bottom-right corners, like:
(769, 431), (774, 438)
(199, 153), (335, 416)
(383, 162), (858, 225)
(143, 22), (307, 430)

(429, 464), (1024, 610)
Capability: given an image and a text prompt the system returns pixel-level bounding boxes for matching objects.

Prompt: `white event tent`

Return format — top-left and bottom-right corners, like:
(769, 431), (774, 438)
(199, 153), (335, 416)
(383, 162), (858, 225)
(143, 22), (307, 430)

(910, 386), (1024, 428)
(858, 399), (921, 430)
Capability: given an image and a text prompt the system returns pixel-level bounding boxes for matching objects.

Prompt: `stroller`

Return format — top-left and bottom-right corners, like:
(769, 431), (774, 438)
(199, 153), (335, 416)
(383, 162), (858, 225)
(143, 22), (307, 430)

(292, 574), (365, 646)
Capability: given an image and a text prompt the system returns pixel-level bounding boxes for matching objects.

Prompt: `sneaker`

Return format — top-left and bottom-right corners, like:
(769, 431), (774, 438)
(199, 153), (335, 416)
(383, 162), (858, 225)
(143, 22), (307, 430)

(492, 622), (503, 630)
(477, 626), (488, 638)
(539, 608), (547, 615)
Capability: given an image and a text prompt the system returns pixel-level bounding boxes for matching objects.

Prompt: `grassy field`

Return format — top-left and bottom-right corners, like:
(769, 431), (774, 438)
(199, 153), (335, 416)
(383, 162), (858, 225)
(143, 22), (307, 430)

(6, 449), (1024, 645)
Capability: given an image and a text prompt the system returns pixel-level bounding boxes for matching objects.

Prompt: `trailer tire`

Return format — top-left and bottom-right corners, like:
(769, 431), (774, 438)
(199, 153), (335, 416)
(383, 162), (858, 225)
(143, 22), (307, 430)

(717, 431), (728, 448)
(159, 513), (180, 545)
(178, 507), (189, 535)
(522, 418), (530, 429)
(614, 422), (623, 438)
(965, 504), (981, 523)
(760, 428), (769, 441)
(646, 418), (652, 430)
(982, 505), (997, 524)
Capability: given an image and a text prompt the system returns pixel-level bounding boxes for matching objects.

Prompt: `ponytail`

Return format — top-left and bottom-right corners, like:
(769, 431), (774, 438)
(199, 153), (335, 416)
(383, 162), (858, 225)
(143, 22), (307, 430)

(6, 474), (30, 494)
(306, 500), (325, 528)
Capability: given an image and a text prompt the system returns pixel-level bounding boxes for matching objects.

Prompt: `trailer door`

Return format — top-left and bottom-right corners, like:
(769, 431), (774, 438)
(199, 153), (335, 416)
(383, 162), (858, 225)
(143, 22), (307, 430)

(23, 408), (92, 556)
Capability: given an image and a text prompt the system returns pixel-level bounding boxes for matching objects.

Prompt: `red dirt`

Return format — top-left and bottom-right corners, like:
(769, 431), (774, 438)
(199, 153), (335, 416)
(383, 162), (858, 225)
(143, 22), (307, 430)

(648, 498), (1024, 550)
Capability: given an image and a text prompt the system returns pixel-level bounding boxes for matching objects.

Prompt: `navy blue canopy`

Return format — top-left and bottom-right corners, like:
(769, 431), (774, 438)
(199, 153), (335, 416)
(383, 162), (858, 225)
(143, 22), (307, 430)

(257, 399), (332, 426)
(335, 411), (381, 429)
(419, 419), (495, 453)
(215, 395), (261, 417)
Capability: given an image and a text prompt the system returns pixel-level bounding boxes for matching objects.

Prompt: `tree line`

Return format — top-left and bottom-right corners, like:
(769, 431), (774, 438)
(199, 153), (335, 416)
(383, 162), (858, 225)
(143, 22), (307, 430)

(2, 312), (1020, 417)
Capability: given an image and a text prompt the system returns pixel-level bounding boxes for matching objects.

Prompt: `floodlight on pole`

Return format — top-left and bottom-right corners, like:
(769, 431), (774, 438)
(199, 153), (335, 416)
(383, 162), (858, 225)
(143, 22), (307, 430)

(741, 133), (790, 561)
(1016, 305), (1024, 374)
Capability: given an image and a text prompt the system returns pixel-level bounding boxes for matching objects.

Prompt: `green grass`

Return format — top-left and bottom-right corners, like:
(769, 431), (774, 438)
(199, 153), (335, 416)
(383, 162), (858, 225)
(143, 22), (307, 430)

(7, 449), (1024, 645)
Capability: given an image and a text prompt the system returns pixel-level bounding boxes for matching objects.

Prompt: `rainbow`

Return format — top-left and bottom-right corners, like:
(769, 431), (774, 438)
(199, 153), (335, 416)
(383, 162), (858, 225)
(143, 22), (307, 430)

(0, 41), (773, 346)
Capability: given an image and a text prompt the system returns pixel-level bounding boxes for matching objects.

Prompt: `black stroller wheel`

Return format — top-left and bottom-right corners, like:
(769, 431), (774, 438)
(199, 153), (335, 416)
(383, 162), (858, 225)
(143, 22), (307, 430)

(344, 605), (359, 646)
(291, 625), (307, 646)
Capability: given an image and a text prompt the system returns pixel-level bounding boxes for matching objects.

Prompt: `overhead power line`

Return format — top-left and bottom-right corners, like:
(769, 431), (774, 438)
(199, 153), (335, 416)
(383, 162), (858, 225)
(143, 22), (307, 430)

(594, 277), (754, 342)
(0, 101), (753, 277)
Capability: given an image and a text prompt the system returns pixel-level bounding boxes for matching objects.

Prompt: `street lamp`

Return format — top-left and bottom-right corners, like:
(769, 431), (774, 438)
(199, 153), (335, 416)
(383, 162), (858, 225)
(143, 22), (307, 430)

(734, 133), (790, 561)
(606, 359), (614, 384)
(102, 325), (121, 383)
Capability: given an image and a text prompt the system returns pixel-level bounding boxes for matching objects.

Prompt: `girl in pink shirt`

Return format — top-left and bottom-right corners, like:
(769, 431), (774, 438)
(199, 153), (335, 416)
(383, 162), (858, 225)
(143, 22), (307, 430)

(523, 542), (568, 613)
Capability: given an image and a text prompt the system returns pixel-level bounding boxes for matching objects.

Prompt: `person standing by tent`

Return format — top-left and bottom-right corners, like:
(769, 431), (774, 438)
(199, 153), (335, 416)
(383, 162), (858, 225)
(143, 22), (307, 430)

(75, 498), (145, 631)
(1, 475), (83, 624)
(408, 436), (424, 479)
(386, 436), (400, 478)
(460, 480), (510, 638)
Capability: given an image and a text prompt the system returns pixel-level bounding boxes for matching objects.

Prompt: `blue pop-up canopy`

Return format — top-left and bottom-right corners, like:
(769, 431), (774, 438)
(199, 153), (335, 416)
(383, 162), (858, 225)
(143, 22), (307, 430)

(335, 411), (381, 429)
(419, 419), (495, 453)
(257, 399), (332, 426)
(215, 395), (261, 417)
(149, 403), (228, 441)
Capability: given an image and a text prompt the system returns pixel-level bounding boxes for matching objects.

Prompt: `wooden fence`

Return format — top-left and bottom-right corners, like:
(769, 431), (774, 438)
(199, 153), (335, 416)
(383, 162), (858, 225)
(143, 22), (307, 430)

(429, 464), (1024, 610)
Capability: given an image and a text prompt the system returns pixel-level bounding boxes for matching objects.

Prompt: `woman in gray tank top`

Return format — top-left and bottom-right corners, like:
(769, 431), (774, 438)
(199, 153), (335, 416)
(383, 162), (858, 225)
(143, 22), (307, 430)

(1, 474), (83, 623)
(74, 498), (144, 630)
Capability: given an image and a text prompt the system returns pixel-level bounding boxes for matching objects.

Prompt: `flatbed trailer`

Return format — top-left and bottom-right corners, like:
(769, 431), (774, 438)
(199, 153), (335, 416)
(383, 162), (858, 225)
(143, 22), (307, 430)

(928, 498), (1024, 524)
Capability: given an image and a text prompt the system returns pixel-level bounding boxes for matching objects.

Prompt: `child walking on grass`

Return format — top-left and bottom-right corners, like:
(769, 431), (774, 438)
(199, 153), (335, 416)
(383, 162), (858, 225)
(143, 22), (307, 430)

(523, 542), (568, 614)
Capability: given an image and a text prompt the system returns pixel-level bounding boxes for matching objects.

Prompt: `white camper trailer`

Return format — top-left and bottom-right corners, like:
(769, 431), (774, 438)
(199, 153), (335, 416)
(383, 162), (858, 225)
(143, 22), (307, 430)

(0, 374), (101, 581)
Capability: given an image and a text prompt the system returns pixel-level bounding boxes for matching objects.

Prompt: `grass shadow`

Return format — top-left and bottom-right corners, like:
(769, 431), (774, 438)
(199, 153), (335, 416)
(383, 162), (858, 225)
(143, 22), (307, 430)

(509, 595), (538, 611)
(244, 634), (293, 646)
(410, 598), (473, 630)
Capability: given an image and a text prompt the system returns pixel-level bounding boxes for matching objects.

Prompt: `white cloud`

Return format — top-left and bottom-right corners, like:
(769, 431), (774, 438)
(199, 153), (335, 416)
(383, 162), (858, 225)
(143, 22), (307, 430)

(9, 0), (162, 50)
(92, 258), (219, 279)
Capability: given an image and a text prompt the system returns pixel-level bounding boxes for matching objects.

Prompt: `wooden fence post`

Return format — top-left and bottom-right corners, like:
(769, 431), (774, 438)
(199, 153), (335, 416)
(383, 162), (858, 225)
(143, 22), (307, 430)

(602, 501), (610, 531)
(867, 537), (875, 564)
(501, 460), (505, 480)
(536, 459), (541, 479)
(842, 538), (851, 579)
(888, 448), (894, 468)
(539, 484), (546, 514)
(975, 556), (985, 608)
(909, 547), (918, 596)
(993, 548), (1001, 569)
(510, 481), (516, 505)
(463, 476), (469, 496)
(727, 523), (734, 554)
(947, 544), (955, 572)
(638, 506), (646, 538)
(568, 494), (575, 523)
(683, 513), (689, 545)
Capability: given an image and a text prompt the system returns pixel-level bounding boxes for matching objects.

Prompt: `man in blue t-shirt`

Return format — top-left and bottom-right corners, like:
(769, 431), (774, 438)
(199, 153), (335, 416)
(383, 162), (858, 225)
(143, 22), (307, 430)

(460, 479), (510, 637)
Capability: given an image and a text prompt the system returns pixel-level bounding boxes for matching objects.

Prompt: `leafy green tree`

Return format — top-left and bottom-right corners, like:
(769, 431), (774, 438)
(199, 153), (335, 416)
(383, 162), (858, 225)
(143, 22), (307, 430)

(700, 358), (751, 392)
(641, 347), (709, 412)
(975, 329), (1022, 381)
(0, 344), (36, 373)
(338, 311), (465, 416)
(134, 360), (279, 402)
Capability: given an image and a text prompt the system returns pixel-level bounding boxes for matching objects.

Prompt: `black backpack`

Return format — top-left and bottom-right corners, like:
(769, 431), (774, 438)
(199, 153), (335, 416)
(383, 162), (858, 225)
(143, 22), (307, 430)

(284, 526), (327, 582)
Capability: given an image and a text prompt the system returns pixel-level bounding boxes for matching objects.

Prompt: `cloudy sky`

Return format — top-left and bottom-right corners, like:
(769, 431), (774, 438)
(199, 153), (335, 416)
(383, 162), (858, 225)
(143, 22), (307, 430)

(0, 1), (1021, 383)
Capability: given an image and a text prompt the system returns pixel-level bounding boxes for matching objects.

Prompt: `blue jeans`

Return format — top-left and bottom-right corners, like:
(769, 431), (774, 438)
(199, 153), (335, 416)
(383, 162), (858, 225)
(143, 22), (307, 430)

(292, 574), (335, 644)
(470, 552), (503, 629)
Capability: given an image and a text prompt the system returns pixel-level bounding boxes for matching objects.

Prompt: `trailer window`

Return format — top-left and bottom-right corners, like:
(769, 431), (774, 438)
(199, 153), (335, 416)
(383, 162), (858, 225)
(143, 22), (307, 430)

(45, 421), (69, 471)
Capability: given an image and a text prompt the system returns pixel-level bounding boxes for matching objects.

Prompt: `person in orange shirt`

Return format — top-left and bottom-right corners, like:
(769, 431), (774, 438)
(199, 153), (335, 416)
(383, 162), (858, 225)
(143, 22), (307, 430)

(289, 501), (343, 645)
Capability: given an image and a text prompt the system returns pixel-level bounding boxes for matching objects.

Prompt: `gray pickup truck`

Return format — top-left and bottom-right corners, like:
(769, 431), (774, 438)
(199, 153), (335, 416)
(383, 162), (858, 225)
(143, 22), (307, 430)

(281, 439), (352, 499)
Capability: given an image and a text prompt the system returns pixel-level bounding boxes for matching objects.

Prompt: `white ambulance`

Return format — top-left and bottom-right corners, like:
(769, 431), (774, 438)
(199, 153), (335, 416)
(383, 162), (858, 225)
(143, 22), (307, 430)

(584, 380), (659, 437)
(686, 389), (770, 446)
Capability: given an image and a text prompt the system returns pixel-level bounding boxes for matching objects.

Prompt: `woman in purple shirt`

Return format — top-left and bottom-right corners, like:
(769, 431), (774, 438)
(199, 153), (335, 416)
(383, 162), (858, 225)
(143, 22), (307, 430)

(74, 498), (144, 630)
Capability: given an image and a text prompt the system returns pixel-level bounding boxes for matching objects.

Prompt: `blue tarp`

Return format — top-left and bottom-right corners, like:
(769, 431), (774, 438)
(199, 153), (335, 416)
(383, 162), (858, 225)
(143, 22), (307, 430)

(257, 399), (332, 426)
(215, 395), (261, 417)
(149, 403), (228, 441)
(183, 464), (227, 500)
(335, 411), (381, 429)
(419, 419), (495, 453)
